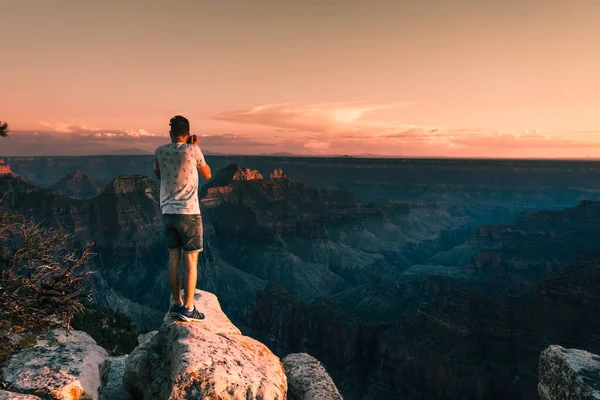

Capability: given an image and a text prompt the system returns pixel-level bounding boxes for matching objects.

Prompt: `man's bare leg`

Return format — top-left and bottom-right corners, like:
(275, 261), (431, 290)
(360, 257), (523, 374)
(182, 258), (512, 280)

(183, 251), (199, 310)
(168, 248), (183, 305)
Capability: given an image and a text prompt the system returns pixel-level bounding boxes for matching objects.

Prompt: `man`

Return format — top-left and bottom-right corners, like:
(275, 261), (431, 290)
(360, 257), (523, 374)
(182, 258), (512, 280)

(154, 115), (212, 322)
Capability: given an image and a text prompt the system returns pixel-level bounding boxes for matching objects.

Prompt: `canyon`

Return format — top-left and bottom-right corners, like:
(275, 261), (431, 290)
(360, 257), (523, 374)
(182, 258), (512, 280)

(2, 156), (600, 399)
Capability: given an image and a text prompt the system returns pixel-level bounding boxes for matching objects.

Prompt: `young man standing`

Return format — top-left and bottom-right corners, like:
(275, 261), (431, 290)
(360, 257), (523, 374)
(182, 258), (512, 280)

(154, 115), (212, 322)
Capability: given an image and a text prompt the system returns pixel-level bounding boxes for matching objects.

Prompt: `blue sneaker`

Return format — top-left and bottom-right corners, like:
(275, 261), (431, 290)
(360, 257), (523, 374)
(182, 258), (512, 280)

(176, 306), (205, 322)
(170, 303), (184, 318)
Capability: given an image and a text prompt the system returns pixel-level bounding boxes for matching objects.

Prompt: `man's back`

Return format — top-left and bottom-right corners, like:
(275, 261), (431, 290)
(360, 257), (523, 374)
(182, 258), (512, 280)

(155, 142), (207, 215)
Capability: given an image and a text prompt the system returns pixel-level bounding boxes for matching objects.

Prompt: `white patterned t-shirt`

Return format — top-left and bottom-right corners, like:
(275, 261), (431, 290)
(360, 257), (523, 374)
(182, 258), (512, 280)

(154, 143), (207, 215)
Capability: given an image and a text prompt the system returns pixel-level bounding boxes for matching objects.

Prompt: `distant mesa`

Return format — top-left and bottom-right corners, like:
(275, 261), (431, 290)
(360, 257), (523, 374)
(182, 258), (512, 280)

(109, 148), (152, 155)
(104, 175), (158, 195)
(260, 152), (299, 157)
(200, 163), (263, 197)
(270, 168), (287, 180)
(233, 167), (264, 181)
(0, 159), (11, 175)
(50, 170), (106, 199)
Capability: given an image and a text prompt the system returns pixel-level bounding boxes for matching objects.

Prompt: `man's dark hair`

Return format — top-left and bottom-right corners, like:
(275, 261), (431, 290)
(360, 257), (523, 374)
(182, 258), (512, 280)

(169, 115), (190, 137)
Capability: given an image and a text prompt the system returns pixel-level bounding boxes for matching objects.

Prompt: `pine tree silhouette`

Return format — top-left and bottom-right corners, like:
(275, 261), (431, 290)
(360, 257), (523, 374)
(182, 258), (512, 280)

(0, 121), (8, 138)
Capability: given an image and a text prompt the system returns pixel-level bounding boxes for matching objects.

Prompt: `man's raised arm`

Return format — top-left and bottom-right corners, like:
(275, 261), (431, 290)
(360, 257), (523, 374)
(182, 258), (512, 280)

(194, 145), (211, 180)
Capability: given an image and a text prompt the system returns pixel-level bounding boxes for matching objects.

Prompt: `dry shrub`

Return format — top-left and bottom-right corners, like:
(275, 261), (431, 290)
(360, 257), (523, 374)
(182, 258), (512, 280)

(0, 208), (94, 336)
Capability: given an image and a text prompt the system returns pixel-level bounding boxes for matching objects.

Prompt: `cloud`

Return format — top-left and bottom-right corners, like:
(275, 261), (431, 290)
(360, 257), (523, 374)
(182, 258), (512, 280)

(213, 101), (417, 138)
(304, 141), (331, 151)
(38, 122), (103, 133)
(213, 102), (600, 153)
(124, 128), (160, 138)
(40, 122), (163, 138)
(7, 114), (599, 157)
(1, 126), (272, 156)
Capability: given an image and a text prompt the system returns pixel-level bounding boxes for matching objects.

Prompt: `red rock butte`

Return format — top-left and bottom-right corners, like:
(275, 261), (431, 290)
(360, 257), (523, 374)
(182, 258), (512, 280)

(0, 159), (11, 175)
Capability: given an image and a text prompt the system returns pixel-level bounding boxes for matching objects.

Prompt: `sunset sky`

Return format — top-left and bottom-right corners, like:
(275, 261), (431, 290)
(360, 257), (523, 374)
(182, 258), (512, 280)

(1, 0), (600, 157)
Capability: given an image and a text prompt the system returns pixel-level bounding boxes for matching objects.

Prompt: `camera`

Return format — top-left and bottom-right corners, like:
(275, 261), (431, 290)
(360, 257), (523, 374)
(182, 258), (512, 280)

(186, 135), (197, 144)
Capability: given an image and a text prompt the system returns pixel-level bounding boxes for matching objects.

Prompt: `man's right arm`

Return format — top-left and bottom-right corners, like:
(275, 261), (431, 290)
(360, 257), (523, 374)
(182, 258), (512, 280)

(195, 146), (211, 180)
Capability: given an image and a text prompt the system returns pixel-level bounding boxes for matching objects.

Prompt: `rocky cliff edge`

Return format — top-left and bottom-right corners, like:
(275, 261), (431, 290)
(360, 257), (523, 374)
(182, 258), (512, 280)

(124, 289), (288, 399)
(0, 289), (343, 400)
(539, 345), (600, 400)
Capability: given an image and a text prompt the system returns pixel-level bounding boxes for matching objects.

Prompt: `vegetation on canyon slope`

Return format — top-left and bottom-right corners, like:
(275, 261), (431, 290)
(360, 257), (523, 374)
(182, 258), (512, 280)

(0, 205), (93, 361)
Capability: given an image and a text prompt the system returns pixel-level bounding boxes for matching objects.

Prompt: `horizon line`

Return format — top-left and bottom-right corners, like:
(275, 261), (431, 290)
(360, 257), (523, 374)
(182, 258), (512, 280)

(4, 154), (600, 162)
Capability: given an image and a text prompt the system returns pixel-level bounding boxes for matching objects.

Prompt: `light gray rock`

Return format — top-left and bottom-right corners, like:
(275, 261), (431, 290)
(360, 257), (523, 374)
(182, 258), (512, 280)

(124, 289), (287, 400)
(1, 329), (108, 400)
(137, 331), (158, 346)
(0, 390), (41, 400)
(539, 345), (600, 400)
(100, 356), (132, 400)
(283, 353), (343, 400)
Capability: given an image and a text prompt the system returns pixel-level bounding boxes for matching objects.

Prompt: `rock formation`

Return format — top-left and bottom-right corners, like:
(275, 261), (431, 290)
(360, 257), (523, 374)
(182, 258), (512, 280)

(0, 391), (41, 399)
(283, 353), (343, 400)
(270, 168), (287, 180)
(103, 175), (157, 195)
(233, 167), (263, 181)
(100, 356), (131, 400)
(4, 159), (600, 399)
(1, 329), (108, 400)
(50, 170), (107, 199)
(0, 159), (11, 175)
(470, 200), (600, 284)
(0, 173), (167, 330)
(123, 290), (288, 399)
(0, 291), (343, 400)
(538, 346), (600, 400)
(248, 247), (600, 399)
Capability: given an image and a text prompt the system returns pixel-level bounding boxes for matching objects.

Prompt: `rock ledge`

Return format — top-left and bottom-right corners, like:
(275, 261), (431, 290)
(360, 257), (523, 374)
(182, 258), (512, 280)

(539, 345), (600, 400)
(124, 290), (287, 400)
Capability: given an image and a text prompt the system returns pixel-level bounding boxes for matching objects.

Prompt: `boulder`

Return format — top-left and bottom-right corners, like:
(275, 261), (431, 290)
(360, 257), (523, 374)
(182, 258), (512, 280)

(100, 356), (132, 400)
(283, 353), (343, 400)
(1, 329), (108, 400)
(124, 290), (287, 400)
(539, 345), (600, 400)
(137, 330), (158, 346)
(0, 391), (41, 400)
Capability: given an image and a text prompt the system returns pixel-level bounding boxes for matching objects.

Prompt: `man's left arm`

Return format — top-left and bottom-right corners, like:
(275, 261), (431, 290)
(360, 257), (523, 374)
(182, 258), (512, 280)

(154, 150), (161, 180)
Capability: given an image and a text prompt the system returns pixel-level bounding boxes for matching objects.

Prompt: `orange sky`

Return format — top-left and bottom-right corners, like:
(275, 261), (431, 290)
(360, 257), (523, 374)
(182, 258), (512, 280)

(1, 0), (600, 157)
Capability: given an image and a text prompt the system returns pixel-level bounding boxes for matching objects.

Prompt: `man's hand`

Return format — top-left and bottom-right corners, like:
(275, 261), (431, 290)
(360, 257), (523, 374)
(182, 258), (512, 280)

(187, 134), (199, 146)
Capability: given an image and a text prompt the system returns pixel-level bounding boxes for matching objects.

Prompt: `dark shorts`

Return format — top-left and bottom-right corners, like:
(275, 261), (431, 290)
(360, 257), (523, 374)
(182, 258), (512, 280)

(162, 214), (203, 253)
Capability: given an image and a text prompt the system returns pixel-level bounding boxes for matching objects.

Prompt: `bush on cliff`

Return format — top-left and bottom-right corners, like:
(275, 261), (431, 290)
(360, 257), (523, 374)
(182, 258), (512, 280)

(0, 208), (93, 341)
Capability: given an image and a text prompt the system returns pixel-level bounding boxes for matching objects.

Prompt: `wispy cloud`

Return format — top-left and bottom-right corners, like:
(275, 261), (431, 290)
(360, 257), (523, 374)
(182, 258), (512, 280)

(213, 102), (600, 152)
(39, 122), (163, 138)
(38, 122), (103, 133)
(213, 101), (418, 138)
(1, 124), (272, 156)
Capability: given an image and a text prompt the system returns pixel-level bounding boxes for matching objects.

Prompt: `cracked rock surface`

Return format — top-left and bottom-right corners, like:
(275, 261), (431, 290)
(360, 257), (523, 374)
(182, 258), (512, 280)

(1, 329), (108, 400)
(283, 353), (343, 400)
(123, 290), (287, 400)
(539, 345), (600, 400)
